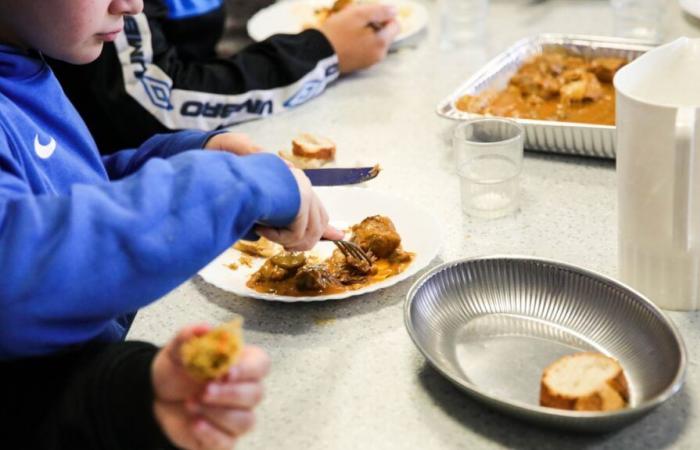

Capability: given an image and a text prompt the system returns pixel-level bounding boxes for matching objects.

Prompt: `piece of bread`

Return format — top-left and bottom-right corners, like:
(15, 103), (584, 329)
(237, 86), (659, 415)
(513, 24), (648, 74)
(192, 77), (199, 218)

(234, 237), (282, 258)
(540, 352), (629, 412)
(291, 133), (336, 161)
(181, 318), (244, 380)
(278, 150), (328, 169)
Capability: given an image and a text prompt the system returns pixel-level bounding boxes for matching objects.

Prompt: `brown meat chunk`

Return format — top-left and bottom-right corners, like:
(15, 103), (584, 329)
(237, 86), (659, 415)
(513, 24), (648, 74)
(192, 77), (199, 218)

(560, 72), (603, 103)
(510, 70), (560, 99)
(295, 264), (338, 291)
(389, 248), (413, 264)
(538, 52), (567, 75)
(590, 57), (627, 83)
(345, 251), (375, 275)
(351, 215), (401, 258)
(559, 67), (587, 83)
(326, 250), (375, 285)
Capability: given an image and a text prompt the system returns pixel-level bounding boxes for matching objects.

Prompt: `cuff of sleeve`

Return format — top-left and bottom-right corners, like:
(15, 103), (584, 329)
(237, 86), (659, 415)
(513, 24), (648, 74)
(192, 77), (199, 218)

(166, 129), (226, 157)
(126, 129), (224, 169)
(298, 28), (337, 59)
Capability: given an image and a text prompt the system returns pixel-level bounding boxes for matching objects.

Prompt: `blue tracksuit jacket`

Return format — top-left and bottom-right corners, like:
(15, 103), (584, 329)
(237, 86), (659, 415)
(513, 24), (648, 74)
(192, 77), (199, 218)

(0, 44), (298, 358)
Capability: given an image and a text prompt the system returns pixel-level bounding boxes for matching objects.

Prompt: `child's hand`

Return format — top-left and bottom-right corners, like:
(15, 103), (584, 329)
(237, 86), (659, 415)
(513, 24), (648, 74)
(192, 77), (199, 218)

(152, 325), (270, 450)
(319, 4), (400, 74)
(205, 132), (262, 156)
(255, 168), (344, 250)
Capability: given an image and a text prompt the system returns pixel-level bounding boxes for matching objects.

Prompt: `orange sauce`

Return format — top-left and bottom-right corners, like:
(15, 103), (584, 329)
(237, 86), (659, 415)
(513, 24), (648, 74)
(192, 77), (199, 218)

(455, 52), (624, 126)
(457, 84), (615, 126)
(246, 254), (415, 297)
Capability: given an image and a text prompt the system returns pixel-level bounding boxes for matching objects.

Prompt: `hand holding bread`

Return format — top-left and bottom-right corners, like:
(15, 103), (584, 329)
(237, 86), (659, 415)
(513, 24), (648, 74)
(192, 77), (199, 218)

(151, 321), (270, 450)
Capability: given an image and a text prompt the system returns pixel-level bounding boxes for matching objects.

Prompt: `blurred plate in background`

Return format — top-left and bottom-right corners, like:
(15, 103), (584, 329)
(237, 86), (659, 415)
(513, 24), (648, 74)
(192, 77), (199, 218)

(247, 0), (429, 49)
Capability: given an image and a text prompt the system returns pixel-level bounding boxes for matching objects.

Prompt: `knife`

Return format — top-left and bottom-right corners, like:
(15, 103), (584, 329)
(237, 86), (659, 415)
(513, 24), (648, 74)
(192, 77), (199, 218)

(303, 165), (381, 186)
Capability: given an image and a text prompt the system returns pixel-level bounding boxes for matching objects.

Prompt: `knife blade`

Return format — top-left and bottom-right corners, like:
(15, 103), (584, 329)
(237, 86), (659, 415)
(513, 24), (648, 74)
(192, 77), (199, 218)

(303, 165), (380, 186)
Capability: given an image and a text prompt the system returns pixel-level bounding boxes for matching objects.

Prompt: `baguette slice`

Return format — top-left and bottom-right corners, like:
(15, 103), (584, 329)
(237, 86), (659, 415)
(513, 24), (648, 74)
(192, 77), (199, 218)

(234, 237), (282, 258)
(291, 133), (336, 161)
(540, 352), (629, 412)
(278, 150), (328, 169)
(181, 318), (244, 380)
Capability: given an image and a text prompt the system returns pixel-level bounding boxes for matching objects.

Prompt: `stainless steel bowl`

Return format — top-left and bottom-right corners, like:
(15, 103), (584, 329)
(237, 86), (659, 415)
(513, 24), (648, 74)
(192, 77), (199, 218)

(405, 256), (686, 432)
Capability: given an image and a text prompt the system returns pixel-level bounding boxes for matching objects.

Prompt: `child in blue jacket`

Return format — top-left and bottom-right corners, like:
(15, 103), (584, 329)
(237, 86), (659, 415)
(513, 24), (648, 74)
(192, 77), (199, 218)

(0, 0), (341, 448)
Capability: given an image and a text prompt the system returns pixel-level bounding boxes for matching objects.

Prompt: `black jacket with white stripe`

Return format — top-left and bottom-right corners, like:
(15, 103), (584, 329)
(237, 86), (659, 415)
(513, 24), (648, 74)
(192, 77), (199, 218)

(49, 1), (339, 154)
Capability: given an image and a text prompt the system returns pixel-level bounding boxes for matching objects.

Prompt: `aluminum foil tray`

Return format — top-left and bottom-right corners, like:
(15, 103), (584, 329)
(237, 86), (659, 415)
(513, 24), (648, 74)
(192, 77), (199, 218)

(405, 256), (686, 432)
(436, 34), (656, 159)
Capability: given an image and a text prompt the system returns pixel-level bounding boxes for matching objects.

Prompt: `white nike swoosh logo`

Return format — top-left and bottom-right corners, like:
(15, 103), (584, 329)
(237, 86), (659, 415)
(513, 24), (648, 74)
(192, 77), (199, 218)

(34, 134), (56, 159)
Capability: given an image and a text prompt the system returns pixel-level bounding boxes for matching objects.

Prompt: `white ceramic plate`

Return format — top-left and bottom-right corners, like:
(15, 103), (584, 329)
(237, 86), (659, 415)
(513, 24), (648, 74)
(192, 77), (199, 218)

(679, 0), (700, 20)
(198, 187), (441, 302)
(247, 0), (429, 48)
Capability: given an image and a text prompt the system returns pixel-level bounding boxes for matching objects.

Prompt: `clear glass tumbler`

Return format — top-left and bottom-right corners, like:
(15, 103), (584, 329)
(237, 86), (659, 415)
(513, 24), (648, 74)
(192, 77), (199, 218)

(454, 118), (524, 219)
(438, 0), (489, 49)
(610, 0), (666, 42)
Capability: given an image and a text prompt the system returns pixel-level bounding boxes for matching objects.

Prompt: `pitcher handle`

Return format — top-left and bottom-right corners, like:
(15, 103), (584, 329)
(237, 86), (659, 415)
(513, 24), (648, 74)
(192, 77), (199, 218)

(673, 107), (697, 251)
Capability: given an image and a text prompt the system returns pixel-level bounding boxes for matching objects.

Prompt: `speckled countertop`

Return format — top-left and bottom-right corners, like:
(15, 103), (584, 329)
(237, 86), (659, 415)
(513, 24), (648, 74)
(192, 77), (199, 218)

(128, 1), (700, 448)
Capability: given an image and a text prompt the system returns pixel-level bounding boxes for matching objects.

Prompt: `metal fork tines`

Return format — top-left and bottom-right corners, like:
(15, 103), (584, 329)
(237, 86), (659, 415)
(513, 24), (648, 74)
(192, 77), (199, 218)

(329, 240), (374, 267)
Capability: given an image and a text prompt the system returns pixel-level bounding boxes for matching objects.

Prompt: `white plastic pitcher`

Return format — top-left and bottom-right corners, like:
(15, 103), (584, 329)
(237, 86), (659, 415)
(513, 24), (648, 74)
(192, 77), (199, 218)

(615, 37), (700, 310)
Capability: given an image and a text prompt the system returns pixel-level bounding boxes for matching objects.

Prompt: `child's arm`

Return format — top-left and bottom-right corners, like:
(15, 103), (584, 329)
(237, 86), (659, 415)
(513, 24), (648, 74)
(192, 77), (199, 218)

(100, 129), (223, 179)
(0, 149), (297, 358)
(152, 326), (270, 450)
(102, 130), (265, 180)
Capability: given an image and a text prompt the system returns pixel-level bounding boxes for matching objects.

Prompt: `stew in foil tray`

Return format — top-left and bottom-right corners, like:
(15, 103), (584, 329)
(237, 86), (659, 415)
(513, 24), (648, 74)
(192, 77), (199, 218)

(456, 51), (628, 126)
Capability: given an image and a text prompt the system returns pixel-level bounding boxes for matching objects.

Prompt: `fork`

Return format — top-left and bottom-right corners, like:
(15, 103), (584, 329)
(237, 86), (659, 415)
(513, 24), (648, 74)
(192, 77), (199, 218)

(324, 239), (374, 267)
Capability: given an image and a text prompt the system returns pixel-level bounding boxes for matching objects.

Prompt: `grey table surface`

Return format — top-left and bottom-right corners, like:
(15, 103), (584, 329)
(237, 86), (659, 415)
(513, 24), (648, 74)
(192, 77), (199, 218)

(128, 1), (700, 448)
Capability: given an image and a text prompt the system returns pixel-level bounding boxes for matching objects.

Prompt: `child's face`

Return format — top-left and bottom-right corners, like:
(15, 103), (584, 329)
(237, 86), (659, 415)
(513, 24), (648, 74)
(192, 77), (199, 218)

(1, 0), (143, 64)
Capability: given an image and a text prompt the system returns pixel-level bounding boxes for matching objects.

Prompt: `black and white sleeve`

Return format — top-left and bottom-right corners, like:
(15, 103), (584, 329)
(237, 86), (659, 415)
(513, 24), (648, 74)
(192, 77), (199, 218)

(50, 5), (339, 153)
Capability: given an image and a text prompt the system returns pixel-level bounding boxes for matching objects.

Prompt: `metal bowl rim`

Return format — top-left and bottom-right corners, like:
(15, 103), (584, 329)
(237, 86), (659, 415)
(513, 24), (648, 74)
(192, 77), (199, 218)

(404, 254), (687, 420)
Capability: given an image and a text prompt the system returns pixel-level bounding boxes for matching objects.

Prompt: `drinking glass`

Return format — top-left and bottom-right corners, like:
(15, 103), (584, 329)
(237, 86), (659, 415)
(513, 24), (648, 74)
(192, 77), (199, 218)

(454, 118), (524, 219)
(610, 0), (666, 42)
